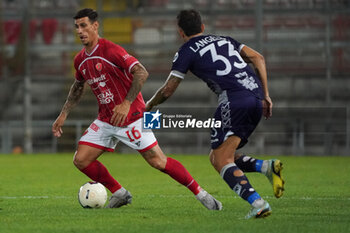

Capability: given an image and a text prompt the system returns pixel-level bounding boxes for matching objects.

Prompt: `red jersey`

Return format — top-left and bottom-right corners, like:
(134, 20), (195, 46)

(74, 38), (145, 126)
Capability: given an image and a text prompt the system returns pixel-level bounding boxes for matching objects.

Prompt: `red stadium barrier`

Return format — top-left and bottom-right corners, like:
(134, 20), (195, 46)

(3, 19), (38, 44)
(42, 18), (58, 44)
(4, 20), (21, 44)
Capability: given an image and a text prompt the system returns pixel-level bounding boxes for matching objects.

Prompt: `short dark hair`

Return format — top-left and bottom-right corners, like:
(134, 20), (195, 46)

(177, 9), (202, 37)
(73, 8), (98, 22)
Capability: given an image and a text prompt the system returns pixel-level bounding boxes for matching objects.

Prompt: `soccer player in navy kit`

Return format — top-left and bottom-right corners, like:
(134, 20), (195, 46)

(52, 8), (222, 210)
(146, 9), (285, 219)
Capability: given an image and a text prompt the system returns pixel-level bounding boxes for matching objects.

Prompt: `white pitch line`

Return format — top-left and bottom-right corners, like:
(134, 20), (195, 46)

(0, 196), (69, 199)
(0, 195), (349, 201)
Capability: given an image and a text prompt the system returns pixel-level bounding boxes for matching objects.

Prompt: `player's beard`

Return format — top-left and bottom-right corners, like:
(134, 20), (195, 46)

(80, 38), (88, 46)
(79, 35), (89, 46)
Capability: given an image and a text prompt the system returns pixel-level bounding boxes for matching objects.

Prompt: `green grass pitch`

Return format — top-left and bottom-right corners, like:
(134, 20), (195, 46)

(0, 153), (349, 233)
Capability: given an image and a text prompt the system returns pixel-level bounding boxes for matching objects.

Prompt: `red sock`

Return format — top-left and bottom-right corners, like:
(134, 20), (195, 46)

(81, 160), (122, 193)
(163, 157), (202, 195)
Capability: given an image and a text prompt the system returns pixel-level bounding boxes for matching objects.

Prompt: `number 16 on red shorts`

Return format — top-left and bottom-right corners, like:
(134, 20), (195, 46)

(79, 118), (158, 153)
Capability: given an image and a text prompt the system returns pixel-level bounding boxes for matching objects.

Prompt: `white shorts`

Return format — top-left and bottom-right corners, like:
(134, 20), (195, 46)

(79, 118), (158, 153)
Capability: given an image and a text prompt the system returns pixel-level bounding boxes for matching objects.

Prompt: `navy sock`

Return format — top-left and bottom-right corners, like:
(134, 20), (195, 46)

(220, 163), (261, 204)
(235, 154), (263, 173)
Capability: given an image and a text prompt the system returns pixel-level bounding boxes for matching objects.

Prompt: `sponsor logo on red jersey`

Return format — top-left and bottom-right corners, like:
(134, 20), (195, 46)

(87, 74), (106, 85)
(97, 89), (114, 104)
(95, 63), (102, 71)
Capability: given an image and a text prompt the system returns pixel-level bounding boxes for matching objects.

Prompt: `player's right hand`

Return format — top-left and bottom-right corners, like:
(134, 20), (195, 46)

(145, 101), (153, 112)
(52, 114), (66, 137)
(262, 96), (273, 119)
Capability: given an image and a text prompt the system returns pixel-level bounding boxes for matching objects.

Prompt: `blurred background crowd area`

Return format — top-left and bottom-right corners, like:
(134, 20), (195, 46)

(0, 0), (349, 155)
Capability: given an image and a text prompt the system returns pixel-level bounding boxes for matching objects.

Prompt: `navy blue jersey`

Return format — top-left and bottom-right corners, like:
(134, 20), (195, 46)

(170, 35), (263, 99)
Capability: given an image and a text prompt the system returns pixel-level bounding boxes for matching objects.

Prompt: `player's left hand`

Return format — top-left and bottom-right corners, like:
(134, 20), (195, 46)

(262, 96), (273, 119)
(111, 100), (131, 126)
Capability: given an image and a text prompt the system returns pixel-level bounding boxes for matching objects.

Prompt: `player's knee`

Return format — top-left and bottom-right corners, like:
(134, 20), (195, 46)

(148, 156), (166, 170)
(209, 152), (221, 172)
(209, 151), (215, 165)
(209, 151), (235, 172)
(73, 157), (81, 169)
(209, 156), (217, 169)
(210, 157), (225, 173)
(73, 153), (86, 170)
(141, 147), (167, 170)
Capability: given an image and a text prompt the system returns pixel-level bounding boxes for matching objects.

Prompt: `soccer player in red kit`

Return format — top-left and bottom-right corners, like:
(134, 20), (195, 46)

(52, 8), (222, 210)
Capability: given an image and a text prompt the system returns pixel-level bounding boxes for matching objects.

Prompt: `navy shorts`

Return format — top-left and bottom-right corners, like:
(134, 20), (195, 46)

(211, 95), (262, 150)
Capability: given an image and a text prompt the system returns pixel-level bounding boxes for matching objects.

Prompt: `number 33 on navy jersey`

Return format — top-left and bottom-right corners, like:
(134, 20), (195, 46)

(170, 35), (263, 98)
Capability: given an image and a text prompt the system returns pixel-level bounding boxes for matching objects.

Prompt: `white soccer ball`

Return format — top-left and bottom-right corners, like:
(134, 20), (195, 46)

(78, 181), (108, 208)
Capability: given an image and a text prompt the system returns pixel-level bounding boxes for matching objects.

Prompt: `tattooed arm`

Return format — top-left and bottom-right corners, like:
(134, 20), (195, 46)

(110, 63), (148, 126)
(125, 63), (148, 103)
(52, 80), (85, 137)
(145, 74), (182, 112)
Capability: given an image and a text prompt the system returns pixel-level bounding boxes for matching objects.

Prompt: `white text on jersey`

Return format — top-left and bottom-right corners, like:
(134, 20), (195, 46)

(87, 74), (107, 85)
(189, 35), (225, 53)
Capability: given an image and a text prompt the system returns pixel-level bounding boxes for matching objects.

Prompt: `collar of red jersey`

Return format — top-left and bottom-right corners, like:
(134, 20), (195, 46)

(85, 43), (100, 56)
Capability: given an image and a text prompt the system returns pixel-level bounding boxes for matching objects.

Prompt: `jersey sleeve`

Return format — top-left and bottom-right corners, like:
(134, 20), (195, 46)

(75, 70), (84, 82)
(109, 44), (139, 73)
(228, 37), (245, 52)
(170, 48), (193, 79)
